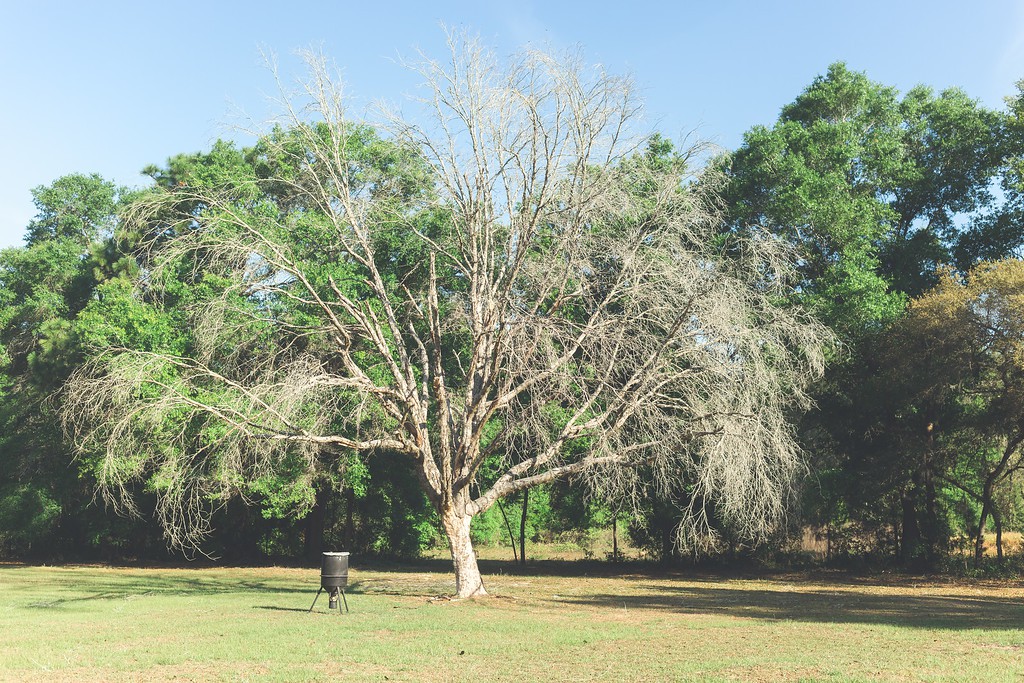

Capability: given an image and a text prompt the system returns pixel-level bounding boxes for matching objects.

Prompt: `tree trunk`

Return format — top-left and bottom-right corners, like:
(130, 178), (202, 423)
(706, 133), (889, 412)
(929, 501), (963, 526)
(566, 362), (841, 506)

(661, 521), (673, 563)
(303, 482), (330, 562)
(496, 498), (518, 563)
(892, 504), (901, 562)
(994, 507), (1004, 562)
(921, 421), (941, 563)
(974, 494), (991, 567)
(612, 514), (619, 562)
(440, 496), (487, 598)
(922, 467), (941, 562)
(519, 488), (529, 566)
(344, 486), (356, 550)
(900, 492), (921, 567)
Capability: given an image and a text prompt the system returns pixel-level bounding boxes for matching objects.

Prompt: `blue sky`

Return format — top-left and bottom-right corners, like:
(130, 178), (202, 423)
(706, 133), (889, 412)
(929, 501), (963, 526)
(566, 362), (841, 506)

(2, 1), (1022, 249)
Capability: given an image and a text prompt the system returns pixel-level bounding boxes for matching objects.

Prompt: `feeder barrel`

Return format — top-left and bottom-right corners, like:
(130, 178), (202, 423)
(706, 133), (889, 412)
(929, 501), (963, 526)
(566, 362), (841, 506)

(321, 552), (349, 590)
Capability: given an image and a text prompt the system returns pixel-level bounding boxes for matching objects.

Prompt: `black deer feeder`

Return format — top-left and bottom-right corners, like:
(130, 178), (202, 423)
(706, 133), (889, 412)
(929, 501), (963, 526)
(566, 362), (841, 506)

(308, 551), (349, 614)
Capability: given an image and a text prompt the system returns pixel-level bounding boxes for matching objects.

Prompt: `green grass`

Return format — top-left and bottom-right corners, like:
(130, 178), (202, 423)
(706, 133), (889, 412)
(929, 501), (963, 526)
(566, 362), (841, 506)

(1, 561), (1023, 681)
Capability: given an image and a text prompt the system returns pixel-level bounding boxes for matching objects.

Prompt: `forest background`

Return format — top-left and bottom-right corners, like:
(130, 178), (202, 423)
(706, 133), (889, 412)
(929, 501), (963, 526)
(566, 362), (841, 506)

(5, 4), (1024, 576)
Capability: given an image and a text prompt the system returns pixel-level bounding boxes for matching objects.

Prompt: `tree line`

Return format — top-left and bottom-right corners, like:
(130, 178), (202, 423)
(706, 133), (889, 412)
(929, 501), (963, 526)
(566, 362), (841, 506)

(2, 43), (1023, 584)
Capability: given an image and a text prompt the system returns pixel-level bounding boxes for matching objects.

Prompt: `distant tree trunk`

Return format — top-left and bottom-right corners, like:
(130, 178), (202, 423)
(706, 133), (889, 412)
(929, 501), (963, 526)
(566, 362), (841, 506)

(519, 488), (529, 566)
(647, 497), (676, 563)
(826, 522), (832, 562)
(994, 507), (1004, 562)
(922, 424), (942, 562)
(973, 437), (1023, 566)
(344, 486), (356, 551)
(923, 473), (941, 561)
(497, 498), (519, 563)
(612, 514), (619, 562)
(662, 523), (673, 563)
(900, 492), (921, 566)
(303, 483), (330, 562)
(892, 505), (902, 562)
(974, 491), (992, 567)
(223, 500), (260, 562)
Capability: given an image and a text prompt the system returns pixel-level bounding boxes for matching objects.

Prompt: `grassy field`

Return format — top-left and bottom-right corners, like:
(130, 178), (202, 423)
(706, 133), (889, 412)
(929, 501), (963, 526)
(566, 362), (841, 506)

(2, 560), (1023, 682)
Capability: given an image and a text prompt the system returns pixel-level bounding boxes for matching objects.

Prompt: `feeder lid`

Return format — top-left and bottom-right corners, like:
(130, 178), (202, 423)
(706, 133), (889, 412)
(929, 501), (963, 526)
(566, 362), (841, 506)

(323, 551), (350, 556)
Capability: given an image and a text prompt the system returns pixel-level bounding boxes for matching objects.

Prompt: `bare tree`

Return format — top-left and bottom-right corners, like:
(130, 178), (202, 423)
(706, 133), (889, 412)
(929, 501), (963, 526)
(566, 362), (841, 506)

(64, 35), (831, 597)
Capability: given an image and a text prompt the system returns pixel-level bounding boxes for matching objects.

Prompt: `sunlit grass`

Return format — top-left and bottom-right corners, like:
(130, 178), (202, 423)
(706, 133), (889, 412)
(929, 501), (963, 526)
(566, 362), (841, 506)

(1, 562), (1023, 681)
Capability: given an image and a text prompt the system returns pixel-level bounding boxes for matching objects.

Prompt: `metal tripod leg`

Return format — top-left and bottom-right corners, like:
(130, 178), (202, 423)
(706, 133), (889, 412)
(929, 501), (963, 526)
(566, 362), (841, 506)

(340, 589), (349, 613)
(308, 587), (323, 613)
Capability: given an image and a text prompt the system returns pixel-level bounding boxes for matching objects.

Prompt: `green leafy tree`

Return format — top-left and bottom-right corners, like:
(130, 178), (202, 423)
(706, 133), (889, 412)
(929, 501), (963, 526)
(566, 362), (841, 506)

(25, 173), (120, 247)
(0, 174), (145, 558)
(896, 260), (1024, 564)
(722, 64), (1015, 566)
(722, 62), (1006, 332)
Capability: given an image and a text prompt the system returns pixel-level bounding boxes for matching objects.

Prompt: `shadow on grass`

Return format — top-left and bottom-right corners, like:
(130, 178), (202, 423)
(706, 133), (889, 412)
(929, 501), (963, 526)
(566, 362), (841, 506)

(253, 606), (317, 613)
(9, 572), (314, 606)
(552, 583), (1024, 630)
(363, 556), (651, 576)
(8, 561), (1024, 631)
